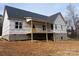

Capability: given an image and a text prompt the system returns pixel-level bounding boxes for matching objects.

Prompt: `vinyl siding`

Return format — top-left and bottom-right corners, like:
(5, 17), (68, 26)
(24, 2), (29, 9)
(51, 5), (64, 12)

(2, 10), (10, 36)
(9, 20), (31, 34)
(53, 15), (67, 33)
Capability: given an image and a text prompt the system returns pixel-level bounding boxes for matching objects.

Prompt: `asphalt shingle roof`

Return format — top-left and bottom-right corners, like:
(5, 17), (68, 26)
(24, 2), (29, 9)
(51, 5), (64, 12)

(5, 6), (48, 20)
(4, 6), (65, 23)
(48, 12), (62, 23)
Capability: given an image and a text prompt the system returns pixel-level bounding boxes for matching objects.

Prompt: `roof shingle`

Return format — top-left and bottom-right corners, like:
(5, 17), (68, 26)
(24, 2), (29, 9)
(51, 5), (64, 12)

(48, 12), (62, 23)
(5, 6), (48, 20)
(4, 6), (65, 24)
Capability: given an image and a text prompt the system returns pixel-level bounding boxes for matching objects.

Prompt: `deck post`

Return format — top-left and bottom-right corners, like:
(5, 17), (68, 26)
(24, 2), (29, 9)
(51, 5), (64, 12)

(31, 20), (33, 42)
(46, 22), (48, 42)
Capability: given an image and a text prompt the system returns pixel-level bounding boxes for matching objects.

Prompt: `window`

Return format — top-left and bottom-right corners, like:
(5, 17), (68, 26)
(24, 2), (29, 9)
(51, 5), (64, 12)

(15, 22), (18, 29)
(55, 24), (57, 29)
(15, 22), (22, 29)
(51, 24), (53, 30)
(33, 24), (35, 28)
(42, 25), (46, 30)
(19, 22), (22, 29)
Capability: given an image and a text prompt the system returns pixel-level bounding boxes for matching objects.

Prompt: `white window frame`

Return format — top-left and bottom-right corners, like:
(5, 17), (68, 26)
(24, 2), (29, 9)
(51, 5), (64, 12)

(15, 21), (22, 29)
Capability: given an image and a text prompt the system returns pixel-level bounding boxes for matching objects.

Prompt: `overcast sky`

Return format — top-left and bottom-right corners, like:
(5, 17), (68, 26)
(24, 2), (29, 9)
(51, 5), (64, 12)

(0, 3), (79, 17)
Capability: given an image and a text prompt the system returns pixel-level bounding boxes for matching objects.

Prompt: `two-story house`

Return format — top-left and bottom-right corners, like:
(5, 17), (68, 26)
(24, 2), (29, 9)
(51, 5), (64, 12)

(2, 6), (67, 41)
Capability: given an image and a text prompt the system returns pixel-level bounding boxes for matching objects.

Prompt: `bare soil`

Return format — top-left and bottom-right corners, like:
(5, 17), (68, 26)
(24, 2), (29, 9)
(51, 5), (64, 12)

(0, 40), (79, 56)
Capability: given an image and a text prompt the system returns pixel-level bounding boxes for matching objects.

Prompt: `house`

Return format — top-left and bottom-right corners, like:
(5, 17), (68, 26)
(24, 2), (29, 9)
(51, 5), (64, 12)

(2, 6), (67, 41)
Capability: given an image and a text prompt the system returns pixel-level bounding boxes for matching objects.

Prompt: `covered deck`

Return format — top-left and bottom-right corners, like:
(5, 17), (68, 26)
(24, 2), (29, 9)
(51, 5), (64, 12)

(25, 17), (53, 42)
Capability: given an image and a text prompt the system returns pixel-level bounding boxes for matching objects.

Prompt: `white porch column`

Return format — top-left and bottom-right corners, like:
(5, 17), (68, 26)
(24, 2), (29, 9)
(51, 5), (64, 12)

(46, 22), (48, 42)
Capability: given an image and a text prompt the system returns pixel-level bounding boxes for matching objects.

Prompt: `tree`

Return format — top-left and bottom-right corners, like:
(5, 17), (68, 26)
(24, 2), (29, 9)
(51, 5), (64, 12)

(66, 4), (78, 30)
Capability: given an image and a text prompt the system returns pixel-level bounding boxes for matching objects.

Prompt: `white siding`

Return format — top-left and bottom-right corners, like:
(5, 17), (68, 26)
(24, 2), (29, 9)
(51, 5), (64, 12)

(9, 20), (52, 34)
(2, 11), (67, 36)
(53, 15), (67, 33)
(2, 10), (10, 36)
(9, 20), (32, 34)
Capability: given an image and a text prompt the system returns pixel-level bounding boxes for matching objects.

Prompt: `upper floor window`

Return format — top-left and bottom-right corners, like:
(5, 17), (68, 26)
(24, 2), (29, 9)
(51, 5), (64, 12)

(55, 24), (57, 29)
(19, 22), (22, 29)
(42, 25), (46, 30)
(51, 24), (53, 30)
(15, 22), (18, 29)
(15, 22), (22, 29)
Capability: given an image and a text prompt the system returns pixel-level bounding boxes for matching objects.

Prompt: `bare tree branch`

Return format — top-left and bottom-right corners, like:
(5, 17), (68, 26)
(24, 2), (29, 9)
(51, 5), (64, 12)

(66, 4), (78, 30)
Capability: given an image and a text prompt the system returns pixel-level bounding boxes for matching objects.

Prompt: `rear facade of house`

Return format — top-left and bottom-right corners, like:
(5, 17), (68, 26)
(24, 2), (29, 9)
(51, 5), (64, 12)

(2, 6), (67, 41)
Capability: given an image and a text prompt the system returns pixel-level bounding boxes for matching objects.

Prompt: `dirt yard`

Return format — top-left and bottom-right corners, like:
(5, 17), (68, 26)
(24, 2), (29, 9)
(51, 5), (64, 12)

(0, 40), (79, 56)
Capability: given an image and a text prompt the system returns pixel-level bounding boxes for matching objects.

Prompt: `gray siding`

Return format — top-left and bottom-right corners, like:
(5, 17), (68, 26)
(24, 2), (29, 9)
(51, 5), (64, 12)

(53, 33), (67, 40)
(9, 34), (28, 40)
(3, 34), (30, 41)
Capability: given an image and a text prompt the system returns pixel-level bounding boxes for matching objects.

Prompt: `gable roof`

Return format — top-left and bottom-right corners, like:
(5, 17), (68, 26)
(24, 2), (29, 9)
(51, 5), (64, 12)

(48, 12), (66, 24)
(5, 6), (48, 20)
(4, 6), (66, 24)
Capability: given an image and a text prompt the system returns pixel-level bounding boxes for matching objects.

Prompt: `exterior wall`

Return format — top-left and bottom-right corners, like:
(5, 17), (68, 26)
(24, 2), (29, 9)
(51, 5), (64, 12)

(9, 20), (31, 34)
(7, 19), (52, 40)
(53, 15), (67, 33)
(2, 10), (10, 40)
(4, 19), (32, 40)
(9, 19), (53, 34)
(53, 15), (67, 40)
(8, 34), (28, 41)
(2, 34), (29, 41)
(53, 33), (67, 40)
(2, 10), (67, 41)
